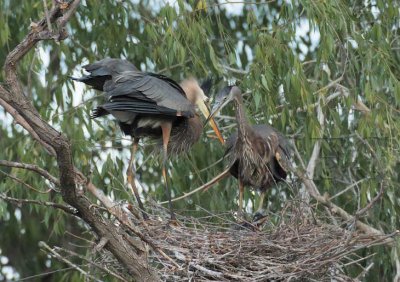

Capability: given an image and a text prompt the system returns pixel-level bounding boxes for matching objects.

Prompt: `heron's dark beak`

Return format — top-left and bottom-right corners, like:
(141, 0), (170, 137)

(197, 99), (225, 144)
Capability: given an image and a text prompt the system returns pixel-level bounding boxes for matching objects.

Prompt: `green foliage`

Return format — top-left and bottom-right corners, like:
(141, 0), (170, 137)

(0, 0), (399, 280)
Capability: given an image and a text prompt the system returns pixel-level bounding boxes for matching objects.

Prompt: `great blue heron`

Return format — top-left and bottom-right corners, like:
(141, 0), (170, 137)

(73, 58), (224, 220)
(208, 86), (290, 217)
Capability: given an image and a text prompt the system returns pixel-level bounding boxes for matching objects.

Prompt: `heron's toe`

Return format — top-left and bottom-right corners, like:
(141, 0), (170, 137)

(252, 209), (266, 221)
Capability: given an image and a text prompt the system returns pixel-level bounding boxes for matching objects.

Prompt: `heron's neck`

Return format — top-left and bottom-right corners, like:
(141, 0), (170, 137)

(234, 95), (250, 138)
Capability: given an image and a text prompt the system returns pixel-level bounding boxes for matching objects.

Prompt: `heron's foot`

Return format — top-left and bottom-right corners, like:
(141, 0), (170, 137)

(232, 219), (259, 232)
(252, 209), (268, 229)
(167, 217), (182, 227)
(232, 210), (268, 231)
(126, 203), (150, 221)
(140, 211), (150, 221)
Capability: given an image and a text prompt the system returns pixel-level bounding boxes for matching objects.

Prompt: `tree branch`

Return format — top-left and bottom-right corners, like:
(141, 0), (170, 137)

(161, 167), (231, 204)
(39, 241), (103, 282)
(0, 2), (159, 280)
(0, 169), (53, 194)
(0, 193), (77, 215)
(55, 246), (129, 282)
(294, 169), (392, 243)
(0, 160), (60, 186)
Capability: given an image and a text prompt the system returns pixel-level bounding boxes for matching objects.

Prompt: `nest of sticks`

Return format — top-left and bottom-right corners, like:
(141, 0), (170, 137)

(137, 200), (394, 281)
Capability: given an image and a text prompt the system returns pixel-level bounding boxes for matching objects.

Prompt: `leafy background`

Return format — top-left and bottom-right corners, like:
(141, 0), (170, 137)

(0, 0), (399, 280)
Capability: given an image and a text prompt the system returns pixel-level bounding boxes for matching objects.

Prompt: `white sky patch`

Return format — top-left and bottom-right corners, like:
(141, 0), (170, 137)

(0, 110), (14, 138)
(222, 1), (244, 16)
(289, 18), (321, 60)
(70, 68), (88, 108)
(371, 6), (380, 19)
(244, 45), (254, 63)
(1, 265), (19, 280)
(347, 37), (359, 49)
(38, 46), (50, 87)
(14, 208), (21, 222)
(235, 40), (244, 68)
(0, 256), (8, 265)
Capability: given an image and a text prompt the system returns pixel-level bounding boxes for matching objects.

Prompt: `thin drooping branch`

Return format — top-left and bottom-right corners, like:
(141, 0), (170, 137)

(354, 132), (386, 218)
(293, 165), (390, 242)
(297, 95), (325, 205)
(306, 96), (325, 182)
(42, 0), (53, 32)
(0, 95), (56, 156)
(39, 241), (103, 282)
(0, 160), (60, 186)
(356, 180), (385, 218)
(0, 169), (53, 194)
(161, 167), (231, 204)
(54, 247), (129, 282)
(0, 193), (77, 215)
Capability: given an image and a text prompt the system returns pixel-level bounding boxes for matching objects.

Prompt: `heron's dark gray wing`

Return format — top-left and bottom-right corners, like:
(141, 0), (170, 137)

(223, 130), (238, 168)
(72, 58), (137, 91)
(225, 124), (291, 179)
(104, 71), (195, 117)
(251, 124), (290, 158)
(146, 73), (186, 98)
(92, 97), (184, 118)
(254, 124), (291, 179)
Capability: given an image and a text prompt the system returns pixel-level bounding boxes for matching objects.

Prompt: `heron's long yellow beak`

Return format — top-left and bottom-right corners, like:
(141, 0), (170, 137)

(197, 99), (225, 144)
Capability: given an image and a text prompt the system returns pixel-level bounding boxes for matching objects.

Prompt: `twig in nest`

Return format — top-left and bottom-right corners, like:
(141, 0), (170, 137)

(145, 200), (398, 281)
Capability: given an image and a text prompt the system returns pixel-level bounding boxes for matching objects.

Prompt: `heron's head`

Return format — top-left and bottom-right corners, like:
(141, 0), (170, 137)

(180, 78), (224, 144)
(180, 78), (209, 104)
(206, 85), (242, 124)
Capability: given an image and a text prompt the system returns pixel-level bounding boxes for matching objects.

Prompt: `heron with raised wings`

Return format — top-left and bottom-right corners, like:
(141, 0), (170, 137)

(74, 58), (224, 220)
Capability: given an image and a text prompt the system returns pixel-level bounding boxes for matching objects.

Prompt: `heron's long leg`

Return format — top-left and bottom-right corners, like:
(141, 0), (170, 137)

(161, 122), (175, 220)
(238, 178), (245, 218)
(257, 191), (267, 212)
(127, 138), (148, 220)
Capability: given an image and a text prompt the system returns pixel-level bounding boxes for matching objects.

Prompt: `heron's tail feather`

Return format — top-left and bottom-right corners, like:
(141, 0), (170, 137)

(91, 107), (109, 119)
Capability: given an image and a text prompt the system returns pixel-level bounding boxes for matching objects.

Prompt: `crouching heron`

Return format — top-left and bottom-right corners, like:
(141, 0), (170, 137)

(208, 86), (290, 217)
